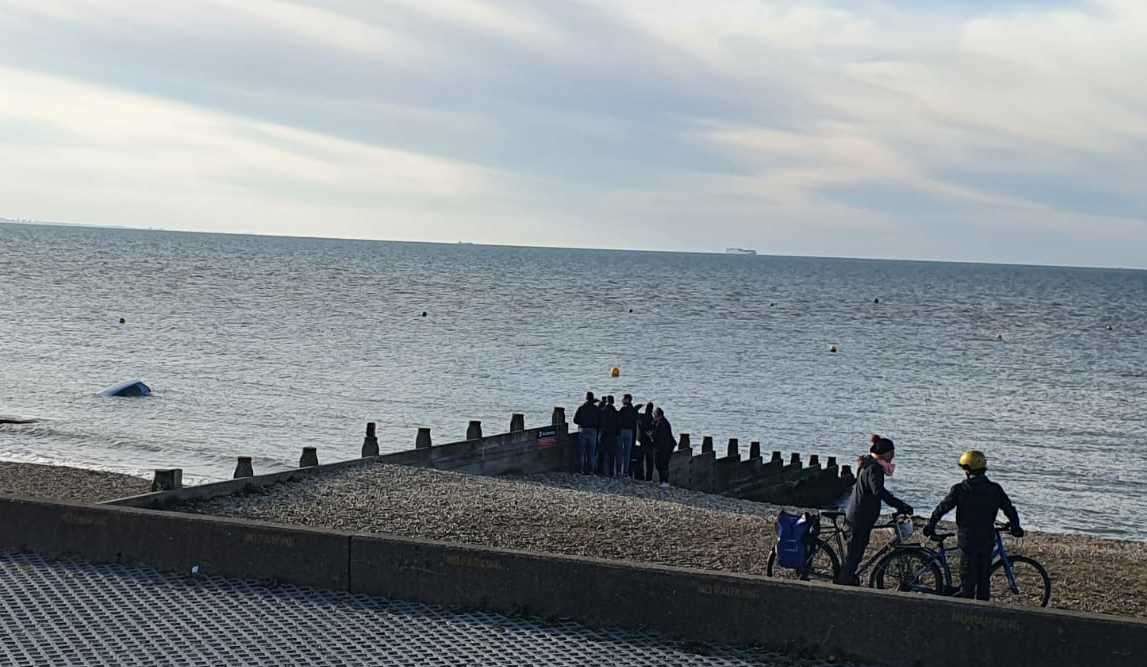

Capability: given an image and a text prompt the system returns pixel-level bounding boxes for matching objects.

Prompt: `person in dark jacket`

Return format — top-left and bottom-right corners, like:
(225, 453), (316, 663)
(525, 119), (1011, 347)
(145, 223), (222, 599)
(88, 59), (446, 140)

(924, 450), (1023, 601)
(651, 407), (675, 487)
(599, 396), (620, 477)
(572, 392), (599, 475)
(594, 396), (609, 474)
(837, 434), (913, 586)
(617, 394), (639, 477)
(636, 402), (655, 480)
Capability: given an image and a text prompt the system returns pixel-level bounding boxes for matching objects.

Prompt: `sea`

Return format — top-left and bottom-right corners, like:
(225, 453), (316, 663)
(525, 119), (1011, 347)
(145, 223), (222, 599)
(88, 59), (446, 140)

(2, 223), (1145, 539)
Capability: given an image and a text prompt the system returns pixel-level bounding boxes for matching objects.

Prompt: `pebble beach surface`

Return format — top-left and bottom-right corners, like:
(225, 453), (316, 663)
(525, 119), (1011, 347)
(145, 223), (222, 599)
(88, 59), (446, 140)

(0, 461), (150, 503)
(181, 464), (1147, 620)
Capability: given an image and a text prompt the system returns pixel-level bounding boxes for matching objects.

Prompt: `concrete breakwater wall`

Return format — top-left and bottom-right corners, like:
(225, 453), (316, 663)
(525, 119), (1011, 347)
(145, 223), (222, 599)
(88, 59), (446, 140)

(665, 434), (855, 507)
(2, 495), (1144, 667)
(110, 415), (571, 508)
(111, 407), (854, 510)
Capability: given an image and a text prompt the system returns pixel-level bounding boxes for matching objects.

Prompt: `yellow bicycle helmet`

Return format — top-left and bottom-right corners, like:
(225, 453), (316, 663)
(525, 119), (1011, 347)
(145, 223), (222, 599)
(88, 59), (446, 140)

(959, 450), (988, 472)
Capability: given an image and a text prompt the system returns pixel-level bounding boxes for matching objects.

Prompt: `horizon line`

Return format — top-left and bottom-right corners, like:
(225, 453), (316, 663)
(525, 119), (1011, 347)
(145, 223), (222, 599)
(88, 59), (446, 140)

(1, 216), (1143, 273)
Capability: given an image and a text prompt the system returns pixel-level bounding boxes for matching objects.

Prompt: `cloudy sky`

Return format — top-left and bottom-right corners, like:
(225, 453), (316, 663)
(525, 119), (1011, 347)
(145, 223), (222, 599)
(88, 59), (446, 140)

(2, 1), (1145, 267)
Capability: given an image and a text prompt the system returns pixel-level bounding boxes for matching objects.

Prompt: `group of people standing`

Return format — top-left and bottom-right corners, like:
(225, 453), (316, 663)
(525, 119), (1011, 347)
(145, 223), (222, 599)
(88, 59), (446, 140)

(571, 392), (677, 487)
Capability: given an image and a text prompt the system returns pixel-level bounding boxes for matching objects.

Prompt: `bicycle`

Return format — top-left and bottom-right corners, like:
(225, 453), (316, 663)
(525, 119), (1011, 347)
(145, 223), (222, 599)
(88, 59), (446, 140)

(765, 510), (914, 584)
(871, 521), (1052, 607)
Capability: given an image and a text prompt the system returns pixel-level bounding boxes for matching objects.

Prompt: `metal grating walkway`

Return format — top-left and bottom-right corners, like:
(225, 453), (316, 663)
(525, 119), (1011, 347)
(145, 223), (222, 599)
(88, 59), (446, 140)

(0, 552), (861, 666)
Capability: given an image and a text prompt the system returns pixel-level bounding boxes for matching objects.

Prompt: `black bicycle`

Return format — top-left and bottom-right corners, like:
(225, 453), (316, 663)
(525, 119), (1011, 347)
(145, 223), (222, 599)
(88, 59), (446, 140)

(870, 522), (1052, 607)
(766, 510), (915, 584)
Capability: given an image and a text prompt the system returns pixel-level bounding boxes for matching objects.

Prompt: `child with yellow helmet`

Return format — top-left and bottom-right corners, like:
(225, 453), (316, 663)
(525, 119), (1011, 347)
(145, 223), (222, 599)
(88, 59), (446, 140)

(924, 450), (1024, 601)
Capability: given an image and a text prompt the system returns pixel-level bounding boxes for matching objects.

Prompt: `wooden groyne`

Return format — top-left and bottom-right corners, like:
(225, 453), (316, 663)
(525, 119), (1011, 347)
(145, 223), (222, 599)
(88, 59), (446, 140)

(109, 407), (854, 511)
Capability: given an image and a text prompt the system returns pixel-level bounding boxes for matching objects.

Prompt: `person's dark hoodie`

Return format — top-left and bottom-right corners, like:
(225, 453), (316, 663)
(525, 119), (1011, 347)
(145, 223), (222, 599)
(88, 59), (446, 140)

(618, 403), (638, 431)
(600, 402), (620, 436)
(573, 400), (600, 429)
(652, 415), (675, 452)
(845, 455), (911, 527)
(928, 474), (1021, 549)
(637, 409), (654, 444)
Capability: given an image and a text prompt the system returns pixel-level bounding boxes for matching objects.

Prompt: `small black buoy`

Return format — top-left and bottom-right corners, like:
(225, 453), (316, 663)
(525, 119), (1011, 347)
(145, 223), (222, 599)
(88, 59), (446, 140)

(628, 309), (633, 313)
(1106, 325), (1113, 331)
(769, 302), (776, 307)
(420, 312), (427, 318)
(997, 334), (1004, 341)
(119, 317), (126, 324)
(873, 298), (880, 304)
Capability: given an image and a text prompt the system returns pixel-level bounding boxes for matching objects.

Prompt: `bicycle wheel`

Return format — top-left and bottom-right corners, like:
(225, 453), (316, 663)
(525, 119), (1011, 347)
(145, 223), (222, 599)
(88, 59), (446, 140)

(990, 556), (1051, 608)
(872, 549), (944, 594)
(766, 539), (840, 583)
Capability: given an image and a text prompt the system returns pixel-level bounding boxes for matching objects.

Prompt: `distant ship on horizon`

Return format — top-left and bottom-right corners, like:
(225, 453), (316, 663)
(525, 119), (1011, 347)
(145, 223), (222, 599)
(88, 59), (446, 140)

(725, 247), (757, 255)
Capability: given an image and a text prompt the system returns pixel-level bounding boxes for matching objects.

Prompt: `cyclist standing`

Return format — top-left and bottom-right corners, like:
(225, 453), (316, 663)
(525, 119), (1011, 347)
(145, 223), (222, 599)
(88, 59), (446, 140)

(923, 450), (1024, 601)
(837, 434), (913, 586)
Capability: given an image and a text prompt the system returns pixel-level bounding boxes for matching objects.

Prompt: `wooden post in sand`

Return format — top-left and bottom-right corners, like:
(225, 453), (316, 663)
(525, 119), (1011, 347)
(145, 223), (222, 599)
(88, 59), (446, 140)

(152, 469), (182, 492)
(233, 457), (254, 478)
(362, 422), (379, 457)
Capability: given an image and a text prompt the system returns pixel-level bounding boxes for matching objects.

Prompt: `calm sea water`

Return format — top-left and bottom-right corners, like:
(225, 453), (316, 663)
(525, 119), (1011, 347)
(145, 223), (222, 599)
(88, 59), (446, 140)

(2, 223), (1145, 539)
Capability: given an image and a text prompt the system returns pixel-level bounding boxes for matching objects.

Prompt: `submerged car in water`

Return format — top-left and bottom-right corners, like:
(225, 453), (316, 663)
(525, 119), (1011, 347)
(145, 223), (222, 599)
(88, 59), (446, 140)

(98, 380), (152, 397)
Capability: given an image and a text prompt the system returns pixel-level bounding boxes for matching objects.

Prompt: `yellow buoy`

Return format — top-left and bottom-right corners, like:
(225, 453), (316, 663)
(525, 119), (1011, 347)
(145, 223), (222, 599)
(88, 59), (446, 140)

(611, 367), (621, 378)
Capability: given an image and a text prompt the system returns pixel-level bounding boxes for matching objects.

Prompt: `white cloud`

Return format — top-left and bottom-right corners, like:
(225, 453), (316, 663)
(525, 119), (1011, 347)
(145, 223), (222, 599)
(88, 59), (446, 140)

(208, 0), (425, 60)
(0, 1), (1145, 265)
(383, 0), (566, 49)
(0, 67), (505, 236)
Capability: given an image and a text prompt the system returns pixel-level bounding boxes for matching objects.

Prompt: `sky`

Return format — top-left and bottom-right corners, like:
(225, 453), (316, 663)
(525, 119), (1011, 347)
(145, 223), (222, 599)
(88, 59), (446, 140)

(1, 0), (1145, 267)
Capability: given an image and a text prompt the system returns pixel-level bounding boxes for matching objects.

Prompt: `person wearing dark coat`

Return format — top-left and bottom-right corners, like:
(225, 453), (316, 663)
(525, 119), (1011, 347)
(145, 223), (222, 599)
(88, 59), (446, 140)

(636, 403), (655, 481)
(572, 392), (599, 475)
(599, 396), (620, 477)
(617, 394), (639, 477)
(594, 396), (609, 474)
(837, 434), (913, 586)
(651, 407), (675, 487)
(924, 450), (1023, 600)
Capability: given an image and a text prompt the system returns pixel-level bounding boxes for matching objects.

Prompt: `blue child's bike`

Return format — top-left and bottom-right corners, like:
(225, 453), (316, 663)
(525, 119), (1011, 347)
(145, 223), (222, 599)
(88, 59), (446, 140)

(870, 521), (1052, 607)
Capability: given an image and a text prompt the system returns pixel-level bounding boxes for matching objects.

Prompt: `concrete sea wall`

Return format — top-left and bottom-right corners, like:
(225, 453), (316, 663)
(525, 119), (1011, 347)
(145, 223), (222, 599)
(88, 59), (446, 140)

(2, 495), (1143, 667)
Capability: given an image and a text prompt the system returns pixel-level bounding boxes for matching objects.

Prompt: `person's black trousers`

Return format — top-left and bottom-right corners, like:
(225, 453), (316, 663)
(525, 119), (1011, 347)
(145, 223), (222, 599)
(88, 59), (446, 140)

(959, 545), (994, 601)
(595, 433), (606, 475)
(602, 436), (618, 478)
(640, 442), (656, 480)
(655, 447), (672, 483)
(839, 516), (876, 585)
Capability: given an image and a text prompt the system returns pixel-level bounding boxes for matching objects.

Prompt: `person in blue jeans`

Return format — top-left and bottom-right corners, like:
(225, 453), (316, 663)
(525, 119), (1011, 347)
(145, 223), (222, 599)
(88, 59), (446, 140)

(617, 394), (639, 477)
(572, 392), (600, 474)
